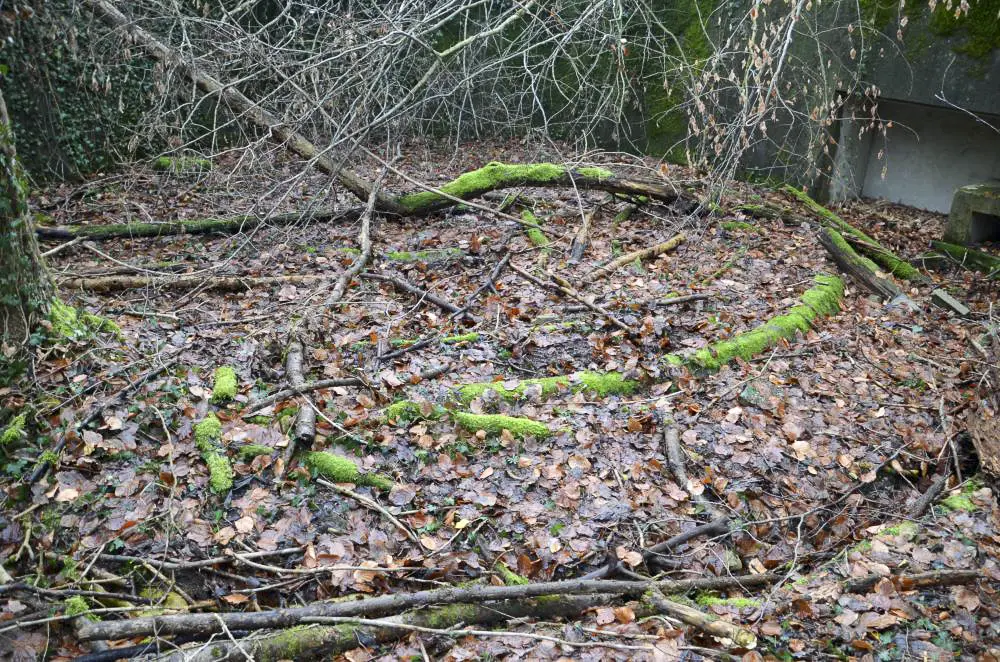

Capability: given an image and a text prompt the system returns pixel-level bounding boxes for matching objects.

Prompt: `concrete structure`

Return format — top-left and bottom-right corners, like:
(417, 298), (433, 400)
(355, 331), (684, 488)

(944, 181), (1000, 244)
(828, 99), (1000, 214)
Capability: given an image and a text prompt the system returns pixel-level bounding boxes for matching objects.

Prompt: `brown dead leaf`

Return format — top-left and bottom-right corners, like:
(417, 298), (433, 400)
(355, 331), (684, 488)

(614, 605), (636, 623)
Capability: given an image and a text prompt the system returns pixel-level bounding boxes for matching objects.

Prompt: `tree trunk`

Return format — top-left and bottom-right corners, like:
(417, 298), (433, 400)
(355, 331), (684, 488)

(0, 89), (52, 364)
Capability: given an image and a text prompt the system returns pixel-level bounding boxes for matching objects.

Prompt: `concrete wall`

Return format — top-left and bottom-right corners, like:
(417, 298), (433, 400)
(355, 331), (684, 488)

(856, 100), (1000, 213)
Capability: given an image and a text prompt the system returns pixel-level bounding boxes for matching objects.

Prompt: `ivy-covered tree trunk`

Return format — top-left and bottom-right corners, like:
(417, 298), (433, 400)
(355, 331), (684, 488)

(0, 88), (52, 363)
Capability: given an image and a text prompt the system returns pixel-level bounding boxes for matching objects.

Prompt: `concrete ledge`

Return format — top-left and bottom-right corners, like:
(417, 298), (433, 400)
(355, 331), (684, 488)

(944, 181), (1000, 245)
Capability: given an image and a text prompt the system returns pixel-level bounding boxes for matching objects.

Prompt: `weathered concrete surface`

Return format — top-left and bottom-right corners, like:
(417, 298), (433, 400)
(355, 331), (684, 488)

(944, 181), (1000, 244)
(856, 101), (1000, 213)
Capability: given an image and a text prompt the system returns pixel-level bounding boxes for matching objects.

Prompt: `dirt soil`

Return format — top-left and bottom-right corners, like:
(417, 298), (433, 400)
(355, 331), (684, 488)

(2, 139), (999, 661)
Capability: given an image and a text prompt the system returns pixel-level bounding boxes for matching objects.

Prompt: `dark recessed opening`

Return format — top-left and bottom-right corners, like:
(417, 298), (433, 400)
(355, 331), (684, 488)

(971, 212), (1000, 243)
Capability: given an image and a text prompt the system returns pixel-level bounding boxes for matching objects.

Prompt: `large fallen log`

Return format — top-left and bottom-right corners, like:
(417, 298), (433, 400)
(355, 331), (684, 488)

(160, 594), (628, 662)
(61, 273), (337, 294)
(783, 186), (924, 281)
(817, 227), (901, 300)
(76, 573), (780, 641)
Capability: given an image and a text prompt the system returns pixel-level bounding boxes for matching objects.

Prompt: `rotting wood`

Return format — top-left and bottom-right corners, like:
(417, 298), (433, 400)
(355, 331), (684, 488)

(509, 262), (635, 335)
(61, 272), (338, 294)
(906, 471), (951, 519)
(570, 207), (599, 261)
(76, 573), (781, 641)
(817, 227), (901, 300)
(157, 594), (626, 662)
(662, 426), (728, 521)
(583, 233), (685, 284)
(282, 339), (315, 462)
(843, 569), (984, 594)
(37, 208), (351, 242)
(647, 587), (757, 650)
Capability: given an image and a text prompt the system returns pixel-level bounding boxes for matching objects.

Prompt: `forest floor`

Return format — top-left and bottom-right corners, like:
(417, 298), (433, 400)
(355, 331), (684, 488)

(2, 139), (999, 661)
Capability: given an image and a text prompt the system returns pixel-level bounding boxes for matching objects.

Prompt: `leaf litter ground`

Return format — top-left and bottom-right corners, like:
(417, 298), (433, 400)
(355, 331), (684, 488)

(3, 139), (999, 660)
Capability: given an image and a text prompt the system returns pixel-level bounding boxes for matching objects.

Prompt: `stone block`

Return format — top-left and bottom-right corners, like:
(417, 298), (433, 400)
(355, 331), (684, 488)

(944, 181), (1000, 245)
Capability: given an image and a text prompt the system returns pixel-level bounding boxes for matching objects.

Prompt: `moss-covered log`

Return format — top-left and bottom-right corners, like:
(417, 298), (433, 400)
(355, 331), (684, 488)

(677, 274), (844, 371)
(36, 208), (347, 241)
(164, 595), (625, 662)
(0, 89), (53, 372)
(818, 227), (901, 300)
(782, 186), (923, 281)
(62, 273), (337, 294)
(930, 240), (1000, 277)
(397, 162), (698, 215)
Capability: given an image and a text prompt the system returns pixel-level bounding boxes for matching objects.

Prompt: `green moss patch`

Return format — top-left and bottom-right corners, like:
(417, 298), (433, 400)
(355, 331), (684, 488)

(457, 371), (637, 403)
(682, 275), (844, 371)
(453, 412), (550, 438)
(522, 210), (550, 248)
(65, 596), (98, 621)
(152, 156), (212, 173)
(203, 453), (234, 493)
(194, 414), (222, 453)
(211, 366), (238, 404)
(941, 493), (977, 512)
(49, 300), (121, 340)
(238, 444), (275, 460)
(695, 594), (761, 609)
(1, 413), (26, 446)
(384, 400), (447, 423)
(305, 451), (393, 490)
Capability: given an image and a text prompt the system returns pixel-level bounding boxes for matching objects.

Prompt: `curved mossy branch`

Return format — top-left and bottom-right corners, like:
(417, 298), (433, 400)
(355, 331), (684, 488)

(36, 208), (348, 241)
(930, 240), (1000, 277)
(679, 275), (844, 371)
(397, 162), (697, 215)
(781, 186), (923, 281)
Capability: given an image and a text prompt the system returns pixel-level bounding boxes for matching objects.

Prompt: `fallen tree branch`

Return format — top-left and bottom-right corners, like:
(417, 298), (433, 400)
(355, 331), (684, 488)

(283, 339), (316, 458)
(243, 364), (449, 416)
(84, 0), (401, 212)
(29, 345), (184, 484)
(76, 573), (781, 641)
(843, 569), (984, 595)
(583, 233), (685, 284)
(930, 240), (1000, 278)
(783, 186), (924, 281)
(158, 594), (626, 661)
(453, 251), (511, 318)
(61, 272), (337, 294)
(570, 207), (598, 261)
(315, 478), (422, 547)
(817, 227), (902, 301)
(906, 471), (951, 519)
(361, 272), (462, 315)
(648, 587), (757, 650)
(509, 262), (635, 335)
(37, 208), (351, 241)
